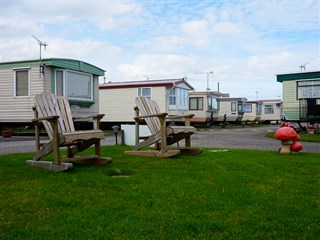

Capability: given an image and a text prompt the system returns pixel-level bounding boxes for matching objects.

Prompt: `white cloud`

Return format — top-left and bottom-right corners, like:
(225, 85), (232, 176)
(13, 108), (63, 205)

(213, 21), (242, 35)
(117, 54), (200, 80)
(1, 0), (319, 100)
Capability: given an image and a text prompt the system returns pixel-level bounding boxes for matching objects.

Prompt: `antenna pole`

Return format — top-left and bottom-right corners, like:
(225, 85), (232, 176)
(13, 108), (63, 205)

(143, 75), (151, 80)
(206, 71), (213, 91)
(33, 35), (48, 77)
(299, 62), (308, 71)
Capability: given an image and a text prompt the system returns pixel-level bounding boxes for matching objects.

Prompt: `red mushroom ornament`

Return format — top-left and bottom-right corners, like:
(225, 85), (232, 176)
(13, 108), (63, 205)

(291, 142), (303, 153)
(274, 127), (297, 154)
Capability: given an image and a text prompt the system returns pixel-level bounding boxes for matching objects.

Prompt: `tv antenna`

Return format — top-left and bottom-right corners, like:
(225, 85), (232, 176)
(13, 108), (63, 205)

(143, 75), (151, 80)
(33, 35), (48, 77)
(299, 63), (308, 71)
(195, 70), (213, 91)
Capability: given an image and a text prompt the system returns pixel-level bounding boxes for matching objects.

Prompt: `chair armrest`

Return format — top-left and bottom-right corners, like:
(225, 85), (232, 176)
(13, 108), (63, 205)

(73, 114), (105, 120)
(73, 114), (105, 130)
(134, 113), (167, 121)
(167, 114), (195, 119)
(32, 115), (59, 123)
(166, 114), (194, 126)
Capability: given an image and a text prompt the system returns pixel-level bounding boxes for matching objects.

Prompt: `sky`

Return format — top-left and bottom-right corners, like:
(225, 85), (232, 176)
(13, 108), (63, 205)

(1, 0), (319, 100)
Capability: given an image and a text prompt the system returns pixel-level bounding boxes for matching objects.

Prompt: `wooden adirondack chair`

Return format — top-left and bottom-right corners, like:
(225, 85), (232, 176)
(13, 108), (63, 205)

(26, 93), (112, 171)
(124, 96), (202, 157)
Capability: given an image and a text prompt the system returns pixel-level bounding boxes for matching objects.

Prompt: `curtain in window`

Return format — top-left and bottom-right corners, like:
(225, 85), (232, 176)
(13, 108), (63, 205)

(15, 70), (28, 96)
(297, 80), (320, 99)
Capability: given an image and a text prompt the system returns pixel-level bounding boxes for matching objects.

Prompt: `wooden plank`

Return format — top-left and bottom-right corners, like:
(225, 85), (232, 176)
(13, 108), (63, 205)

(62, 130), (105, 143)
(136, 97), (160, 134)
(125, 149), (180, 157)
(33, 141), (54, 161)
(47, 93), (64, 133)
(58, 95), (75, 132)
(34, 95), (53, 139)
(61, 155), (112, 165)
(26, 160), (73, 172)
(57, 96), (69, 132)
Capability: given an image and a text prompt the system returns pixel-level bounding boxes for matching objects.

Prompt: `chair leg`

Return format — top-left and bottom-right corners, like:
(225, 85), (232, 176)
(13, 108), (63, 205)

(50, 119), (60, 166)
(95, 140), (101, 156)
(185, 136), (191, 148)
(67, 146), (74, 158)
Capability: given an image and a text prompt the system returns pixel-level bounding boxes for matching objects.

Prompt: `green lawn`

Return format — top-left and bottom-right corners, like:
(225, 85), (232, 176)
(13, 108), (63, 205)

(0, 146), (319, 240)
(266, 132), (320, 143)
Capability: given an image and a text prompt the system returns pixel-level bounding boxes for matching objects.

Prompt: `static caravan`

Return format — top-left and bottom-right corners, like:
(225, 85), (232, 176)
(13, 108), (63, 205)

(0, 58), (105, 127)
(260, 99), (282, 123)
(99, 78), (194, 127)
(188, 91), (224, 124)
(216, 97), (247, 123)
(277, 71), (320, 122)
(242, 100), (262, 123)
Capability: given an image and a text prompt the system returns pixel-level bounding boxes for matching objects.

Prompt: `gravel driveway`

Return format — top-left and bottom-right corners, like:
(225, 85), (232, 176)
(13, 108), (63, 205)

(192, 125), (320, 152)
(0, 126), (319, 155)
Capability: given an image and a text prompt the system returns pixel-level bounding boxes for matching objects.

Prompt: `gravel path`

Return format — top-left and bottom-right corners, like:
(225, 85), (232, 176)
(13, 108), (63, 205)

(0, 126), (319, 155)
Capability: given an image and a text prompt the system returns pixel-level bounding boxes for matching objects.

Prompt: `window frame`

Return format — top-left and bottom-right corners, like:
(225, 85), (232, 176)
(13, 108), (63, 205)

(169, 87), (189, 110)
(189, 97), (203, 110)
(14, 68), (30, 97)
(138, 87), (152, 99)
(244, 103), (252, 113)
(264, 104), (274, 114)
(208, 97), (218, 111)
(256, 103), (262, 114)
(55, 69), (65, 97)
(297, 80), (320, 99)
(231, 102), (237, 112)
(54, 69), (93, 101)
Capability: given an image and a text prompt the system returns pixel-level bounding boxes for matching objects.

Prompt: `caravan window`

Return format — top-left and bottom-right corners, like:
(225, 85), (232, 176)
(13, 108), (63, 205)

(208, 97), (218, 110)
(244, 103), (252, 113)
(231, 102), (237, 112)
(138, 87), (151, 98)
(189, 97), (203, 110)
(56, 70), (64, 96)
(297, 80), (320, 99)
(55, 70), (93, 101)
(67, 71), (92, 100)
(264, 105), (274, 114)
(14, 69), (29, 97)
(169, 87), (188, 110)
(238, 102), (244, 112)
(256, 103), (262, 114)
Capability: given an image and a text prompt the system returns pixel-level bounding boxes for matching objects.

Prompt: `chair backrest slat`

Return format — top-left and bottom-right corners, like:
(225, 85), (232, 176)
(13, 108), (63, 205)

(135, 97), (161, 135)
(34, 93), (75, 139)
(34, 94), (53, 139)
(57, 96), (75, 132)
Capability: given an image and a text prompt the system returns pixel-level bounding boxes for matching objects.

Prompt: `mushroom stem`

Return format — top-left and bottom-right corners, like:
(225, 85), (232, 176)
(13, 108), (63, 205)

(280, 139), (293, 154)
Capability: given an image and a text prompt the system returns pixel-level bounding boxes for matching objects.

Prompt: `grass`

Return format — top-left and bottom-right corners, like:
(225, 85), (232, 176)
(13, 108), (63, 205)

(0, 146), (319, 239)
(298, 133), (320, 142)
(266, 132), (320, 143)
